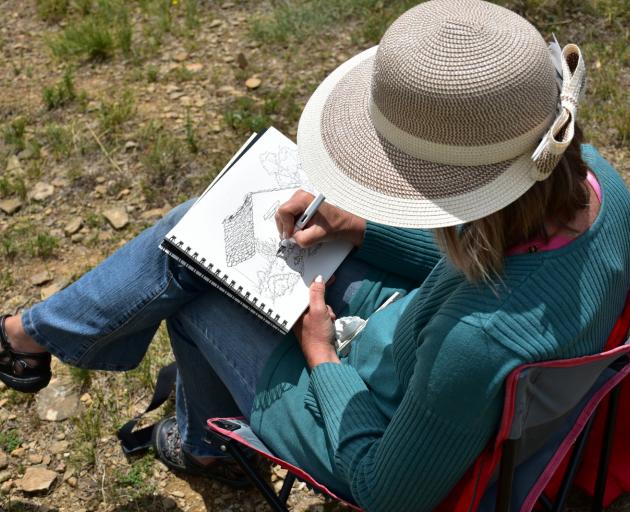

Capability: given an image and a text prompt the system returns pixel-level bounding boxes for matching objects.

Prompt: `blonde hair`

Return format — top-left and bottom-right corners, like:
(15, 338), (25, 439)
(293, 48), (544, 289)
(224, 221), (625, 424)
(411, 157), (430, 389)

(434, 125), (590, 283)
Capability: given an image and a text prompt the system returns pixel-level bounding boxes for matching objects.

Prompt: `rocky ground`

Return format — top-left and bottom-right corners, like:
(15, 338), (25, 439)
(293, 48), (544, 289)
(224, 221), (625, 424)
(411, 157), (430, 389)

(0, 1), (629, 511)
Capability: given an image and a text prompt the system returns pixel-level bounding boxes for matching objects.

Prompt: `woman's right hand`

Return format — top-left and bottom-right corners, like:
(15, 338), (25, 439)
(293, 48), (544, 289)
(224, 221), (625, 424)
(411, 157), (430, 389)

(275, 190), (366, 248)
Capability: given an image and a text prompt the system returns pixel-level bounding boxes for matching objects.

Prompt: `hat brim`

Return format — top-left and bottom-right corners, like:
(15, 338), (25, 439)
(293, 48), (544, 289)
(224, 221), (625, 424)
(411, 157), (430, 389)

(297, 46), (541, 229)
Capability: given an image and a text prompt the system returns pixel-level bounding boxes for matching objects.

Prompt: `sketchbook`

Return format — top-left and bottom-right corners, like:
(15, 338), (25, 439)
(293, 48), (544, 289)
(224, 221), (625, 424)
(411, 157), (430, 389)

(160, 128), (353, 334)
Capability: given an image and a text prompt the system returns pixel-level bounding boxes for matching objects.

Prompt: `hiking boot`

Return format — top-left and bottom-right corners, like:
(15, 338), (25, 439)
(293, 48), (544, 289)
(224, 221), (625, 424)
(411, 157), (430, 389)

(152, 416), (251, 489)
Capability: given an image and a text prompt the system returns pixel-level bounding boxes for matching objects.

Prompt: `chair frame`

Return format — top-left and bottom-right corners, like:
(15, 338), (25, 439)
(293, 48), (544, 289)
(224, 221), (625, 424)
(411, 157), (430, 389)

(206, 362), (625, 512)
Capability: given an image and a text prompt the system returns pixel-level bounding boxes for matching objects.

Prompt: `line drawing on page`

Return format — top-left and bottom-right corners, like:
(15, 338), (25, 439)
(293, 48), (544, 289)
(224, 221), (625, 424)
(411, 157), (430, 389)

(222, 190), (322, 302)
(260, 146), (302, 188)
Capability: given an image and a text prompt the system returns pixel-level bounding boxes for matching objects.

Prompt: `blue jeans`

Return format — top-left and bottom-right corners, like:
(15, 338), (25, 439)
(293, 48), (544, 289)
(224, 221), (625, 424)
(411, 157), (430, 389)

(21, 200), (370, 456)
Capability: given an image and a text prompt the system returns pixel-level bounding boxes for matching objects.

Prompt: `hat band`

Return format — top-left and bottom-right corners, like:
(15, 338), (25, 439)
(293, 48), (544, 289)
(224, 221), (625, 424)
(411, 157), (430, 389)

(368, 97), (554, 166)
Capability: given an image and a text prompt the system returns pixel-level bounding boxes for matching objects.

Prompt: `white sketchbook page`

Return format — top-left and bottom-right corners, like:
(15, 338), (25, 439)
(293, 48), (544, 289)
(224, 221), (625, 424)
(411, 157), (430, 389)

(165, 127), (353, 330)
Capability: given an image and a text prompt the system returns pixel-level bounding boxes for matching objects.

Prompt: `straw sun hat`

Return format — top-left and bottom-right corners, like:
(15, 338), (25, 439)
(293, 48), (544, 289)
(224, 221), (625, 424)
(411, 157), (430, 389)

(297, 0), (586, 228)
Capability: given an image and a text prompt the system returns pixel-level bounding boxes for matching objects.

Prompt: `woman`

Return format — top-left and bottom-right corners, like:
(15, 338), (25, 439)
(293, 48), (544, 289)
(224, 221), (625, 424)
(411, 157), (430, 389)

(1, 1), (629, 510)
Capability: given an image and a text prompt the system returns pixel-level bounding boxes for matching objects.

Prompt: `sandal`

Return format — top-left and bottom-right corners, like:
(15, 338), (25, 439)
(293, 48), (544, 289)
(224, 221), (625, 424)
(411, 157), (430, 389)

(152, 416), (252, 489)
(0, 315), (52, 393)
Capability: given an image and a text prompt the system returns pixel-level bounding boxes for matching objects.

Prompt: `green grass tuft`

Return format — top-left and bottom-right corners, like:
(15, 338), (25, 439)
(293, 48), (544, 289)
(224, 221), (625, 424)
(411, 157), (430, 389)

(36, 0), (70, 22)
(185, 109), (199, 154)
(0, 429), (23, 452)
(43, 123), (74, 158)
(42, 69), (77, 110)
(3, 117), (27, 153)
(47, 0), (133, 62)
(98, 90), (135, 135)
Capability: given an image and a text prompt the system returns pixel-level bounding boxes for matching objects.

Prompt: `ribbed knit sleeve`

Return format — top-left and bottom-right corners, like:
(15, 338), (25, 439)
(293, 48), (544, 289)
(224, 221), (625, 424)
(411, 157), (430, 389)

(309, 325), (502, 512)
(354, 222), (443, 281)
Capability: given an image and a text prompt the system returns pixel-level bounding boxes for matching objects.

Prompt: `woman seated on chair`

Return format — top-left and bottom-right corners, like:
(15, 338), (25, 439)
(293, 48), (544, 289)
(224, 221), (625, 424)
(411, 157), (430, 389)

(1, 1), (629, 510)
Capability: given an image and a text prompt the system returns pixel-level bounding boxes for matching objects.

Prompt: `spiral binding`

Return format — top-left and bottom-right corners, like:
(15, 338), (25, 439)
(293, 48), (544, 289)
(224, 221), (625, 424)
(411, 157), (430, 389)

(160, 235), (289, 334)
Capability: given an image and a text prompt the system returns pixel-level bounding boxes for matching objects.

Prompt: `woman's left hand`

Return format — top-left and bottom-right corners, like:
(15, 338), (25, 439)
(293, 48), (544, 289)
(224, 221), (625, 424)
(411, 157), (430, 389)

(293, 276), (340, 369)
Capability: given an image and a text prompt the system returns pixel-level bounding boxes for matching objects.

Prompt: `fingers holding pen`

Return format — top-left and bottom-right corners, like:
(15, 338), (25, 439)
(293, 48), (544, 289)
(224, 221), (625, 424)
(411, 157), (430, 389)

(275, 190), (315, 240)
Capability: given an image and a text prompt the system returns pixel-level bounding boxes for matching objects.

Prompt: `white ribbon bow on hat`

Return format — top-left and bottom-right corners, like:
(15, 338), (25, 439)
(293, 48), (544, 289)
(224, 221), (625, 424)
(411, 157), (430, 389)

(531, 36), (587, 181)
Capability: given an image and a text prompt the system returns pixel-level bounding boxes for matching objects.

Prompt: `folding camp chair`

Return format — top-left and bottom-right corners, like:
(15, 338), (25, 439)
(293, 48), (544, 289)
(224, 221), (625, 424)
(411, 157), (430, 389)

(205, 294), (630, 512)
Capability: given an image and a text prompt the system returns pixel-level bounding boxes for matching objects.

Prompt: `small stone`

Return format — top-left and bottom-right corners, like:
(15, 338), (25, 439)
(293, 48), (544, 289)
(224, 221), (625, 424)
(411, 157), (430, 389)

(55, 433), (66, 441)
(31, 271), (54, 286)
(185, 63), (203, 73)
(18, 467), (57, 492)
(0, 480), (12, 492)
(0, 469), (11, 483)
(94, 184), (108, 196)
(6, 155), (22, 172)
(50, 441), (69, 455)
(140, 204), (172, 221)
(67, 476), (77, 487)
(11, 447), (25, 457)
(245, 77), (262, 90)
(41, 281), (68, 300)
(28, 182), (55, 202)
(43, 455), (51, 465)
(0, 451), (7, 470)
(124, 141), (138, 150)
(51, 177), (69, 188)
(97, 232), (113, 242)
(64, 217), (83, 236)
(71, 233), (84, 243)
(223, 55), (234, 63)
(173, 51), (189, 62)
(170, 490), (185, 498)
(103, 207), (129, 230)
(236, 52), (248, 69)
(209, 19), (222, 28)
(36, 377), (80, 421)
(96, 176), (106, 184)
(28, 454), (43, 465)
(0, 198), (22, 215)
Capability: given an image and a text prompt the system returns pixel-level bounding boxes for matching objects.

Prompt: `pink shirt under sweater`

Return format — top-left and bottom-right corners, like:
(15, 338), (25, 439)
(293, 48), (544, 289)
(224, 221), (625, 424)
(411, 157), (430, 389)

(507, 172), (602, 256)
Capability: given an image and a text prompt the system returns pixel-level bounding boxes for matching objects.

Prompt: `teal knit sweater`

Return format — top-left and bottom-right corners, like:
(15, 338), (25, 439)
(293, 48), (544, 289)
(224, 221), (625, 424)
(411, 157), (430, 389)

(250, 145), (630, 511)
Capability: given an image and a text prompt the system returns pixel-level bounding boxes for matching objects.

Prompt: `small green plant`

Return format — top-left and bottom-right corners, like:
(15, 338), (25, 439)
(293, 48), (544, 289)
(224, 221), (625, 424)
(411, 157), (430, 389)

(44, 123), (73, 158)
(185, 109), (199, 154)
(49, 18), (115, 61)
(146, 65), (159, 83)
(0, 176), (27, 199)
(69, 366), (92, 387)
(85, 211), (103, 228)
(30, 233), (59, 259)
(224, 97), (271, 135)
(1, 224), (59, 260)
(0, 268), (14, 289)
(169, 65), (195, 82)
(117, 8), (133, 57)
(0, 429), (23, 452)
(111, 452), (156, 499)
(3, 117), (27, 152)
(48, 0), (133, 62)
(36, 0), (70, 22)
(43, 69), (77, 110)
(71, 406), (102, 467)
(184, 0), (200, 32)
(98, 90), (135, 135)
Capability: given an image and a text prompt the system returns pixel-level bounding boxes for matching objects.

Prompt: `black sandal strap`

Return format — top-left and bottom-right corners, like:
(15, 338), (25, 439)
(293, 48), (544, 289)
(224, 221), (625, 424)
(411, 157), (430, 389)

(0, 315), (13, 353)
